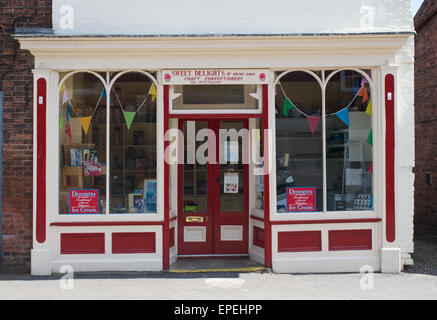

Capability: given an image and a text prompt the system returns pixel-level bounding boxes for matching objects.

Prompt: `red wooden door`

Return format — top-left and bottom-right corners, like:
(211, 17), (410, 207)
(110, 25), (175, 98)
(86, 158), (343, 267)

(178, 119), (249, 255)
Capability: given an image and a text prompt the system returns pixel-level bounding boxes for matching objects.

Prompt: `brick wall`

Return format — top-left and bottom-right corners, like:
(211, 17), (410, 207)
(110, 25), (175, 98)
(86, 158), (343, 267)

(0, 0), (52, 273)
(414, 0), (437, 240)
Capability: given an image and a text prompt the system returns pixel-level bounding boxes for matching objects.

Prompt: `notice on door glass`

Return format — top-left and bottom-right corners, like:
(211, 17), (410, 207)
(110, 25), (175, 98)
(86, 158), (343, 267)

(224, 172), (239, 194)
(286, 187), (316, 212)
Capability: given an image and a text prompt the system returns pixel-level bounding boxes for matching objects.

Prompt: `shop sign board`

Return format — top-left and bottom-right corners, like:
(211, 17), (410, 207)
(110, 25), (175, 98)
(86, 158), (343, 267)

(162, 69), (269, 85)
(286, 187), (316, 212)
(69, 189), (100, 214)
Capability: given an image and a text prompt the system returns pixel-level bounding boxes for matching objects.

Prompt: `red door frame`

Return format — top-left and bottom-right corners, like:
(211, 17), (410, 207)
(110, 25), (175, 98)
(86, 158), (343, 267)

(163, 84), (271, 268)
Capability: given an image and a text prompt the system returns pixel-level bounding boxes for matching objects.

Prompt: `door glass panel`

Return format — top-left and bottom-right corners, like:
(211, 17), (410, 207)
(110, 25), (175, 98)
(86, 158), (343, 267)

(219, 121), (245, 212)
(183, 121), (208, 213)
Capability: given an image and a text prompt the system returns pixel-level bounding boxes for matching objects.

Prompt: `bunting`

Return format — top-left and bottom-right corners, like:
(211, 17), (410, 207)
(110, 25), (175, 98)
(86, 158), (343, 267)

(79, 116), (92, 135)
(366, 100), (372, 116)
(336, 108), (350, 127)
(148, 83), (157, 101)
(62, 89), (69, 105)
(59, 114), (64, 130)
(357, 81), (369, 103)
(307, 116), (321, 135)
(367, 130), (373, 146)
(283, 97), (296, 117)
(123, 111), (136, 130)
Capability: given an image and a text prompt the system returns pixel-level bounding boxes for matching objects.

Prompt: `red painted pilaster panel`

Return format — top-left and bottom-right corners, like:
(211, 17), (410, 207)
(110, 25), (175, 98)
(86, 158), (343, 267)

(278, 231), (322, 253)
(328, 229), (372, 251)
(36, 78), (47, 244)
(253, 226), (265, 249)
(60, 233), (105, 254)
(385, 74), (396, 243)
(112, 232), (156, 254)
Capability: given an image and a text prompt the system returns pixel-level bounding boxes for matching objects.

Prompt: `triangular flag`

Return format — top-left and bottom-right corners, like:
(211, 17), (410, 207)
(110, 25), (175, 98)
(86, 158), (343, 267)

(65, 122), (72, 143)
(367, 130), (373, 146)
(357, 83), (368, 103)
(368, 162), (373, 174)
(148, 83), (157, 101)
(101, 89), (106, 98)
(366, 100), (372, 116)
(307, 116), (321, 135)
(123, 111), (136, 130)
(60, 84), (65, 92)
(283, 97), (295, 117)
(80, 116), (92, 135)
(62, 88), (69, 105)
(59, 114), (64, 130)
(336, 108), (349, 127)
(66, 104), (72, 122)
(361, 77), (368, 86)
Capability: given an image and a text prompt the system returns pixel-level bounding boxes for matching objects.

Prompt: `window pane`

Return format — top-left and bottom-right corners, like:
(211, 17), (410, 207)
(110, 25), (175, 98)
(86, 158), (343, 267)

(275, 71), (323, 213)
(326, 70), (373, 211)
(173, 85), (258, 110)
(109, 72), (157, 214)
(59, 72), (107, 215)
(219, 121), (246, 212)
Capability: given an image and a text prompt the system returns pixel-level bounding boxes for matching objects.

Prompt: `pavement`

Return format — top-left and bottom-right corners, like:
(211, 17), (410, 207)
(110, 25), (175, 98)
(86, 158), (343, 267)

(0, 270), (436, 300)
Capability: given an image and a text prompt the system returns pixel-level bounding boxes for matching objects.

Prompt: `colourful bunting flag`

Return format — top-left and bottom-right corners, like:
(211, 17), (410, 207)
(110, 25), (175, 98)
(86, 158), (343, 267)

(336, 108), (349, 127)
(307, 116), (321, 135)
(66, 104), (72, 122)
(368, 162), (373, 174)
(60, 84), (65, 92)
(80, 116), (92, 135)
(62, 88), (69, 105)
(367, 130), (373, 146)
(59, 115), (64, 130)
(101, 89), (106, 98)
(366, 100), (372, 116)
(123, 111), (136, 130)
(65, 122), (72, 143)
(283, 97), (295, 117)
(357, 83), (368, 103)
(148, 83), (157, 101)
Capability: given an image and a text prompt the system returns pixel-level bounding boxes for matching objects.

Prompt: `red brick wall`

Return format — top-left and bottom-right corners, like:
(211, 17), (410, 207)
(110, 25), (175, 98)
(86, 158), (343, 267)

(414, 0), (437, 240)
(0, 0), (52, 273)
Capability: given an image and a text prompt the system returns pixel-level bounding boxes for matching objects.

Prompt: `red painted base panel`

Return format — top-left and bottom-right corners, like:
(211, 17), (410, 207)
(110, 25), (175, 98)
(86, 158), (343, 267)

(61, 233), (105, 254)
(253, 226), (265, 249)
(112, 232), (156, 254)
(329, 229), (372, 251)
(278, 231), (322, 253)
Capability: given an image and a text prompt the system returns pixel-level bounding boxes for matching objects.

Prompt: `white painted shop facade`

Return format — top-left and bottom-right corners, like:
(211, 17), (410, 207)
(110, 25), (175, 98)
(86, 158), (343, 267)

(16, 0), (415, 275)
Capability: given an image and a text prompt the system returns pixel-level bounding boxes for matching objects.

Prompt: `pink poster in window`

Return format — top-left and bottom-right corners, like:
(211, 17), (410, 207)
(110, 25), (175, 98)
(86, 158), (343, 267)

(286, 187), (316, 212)
(69, 189), (99, 214)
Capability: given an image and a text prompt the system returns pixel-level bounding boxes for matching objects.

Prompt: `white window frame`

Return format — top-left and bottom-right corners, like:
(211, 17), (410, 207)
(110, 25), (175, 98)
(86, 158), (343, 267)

(53, 69), (163, 222)
(271, 68), (379, 221)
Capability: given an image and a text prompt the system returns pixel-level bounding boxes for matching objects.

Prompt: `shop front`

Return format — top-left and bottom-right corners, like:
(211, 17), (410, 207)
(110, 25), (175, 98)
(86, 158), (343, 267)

(16, 30), (414, 275)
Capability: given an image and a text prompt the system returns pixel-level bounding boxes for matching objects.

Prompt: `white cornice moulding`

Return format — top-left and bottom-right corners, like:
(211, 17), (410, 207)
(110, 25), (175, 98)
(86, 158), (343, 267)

(15, 34), (411, 56)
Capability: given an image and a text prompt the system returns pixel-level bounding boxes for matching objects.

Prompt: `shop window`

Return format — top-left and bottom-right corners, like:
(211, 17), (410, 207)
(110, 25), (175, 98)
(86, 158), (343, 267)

(275, 71), (323, 213)
(59, 72), (107, 214)
(109, 72), (157, 214)
(275, 69), (373, 213)
(58, 71), (157, 215)
(326, 70), (373, 211)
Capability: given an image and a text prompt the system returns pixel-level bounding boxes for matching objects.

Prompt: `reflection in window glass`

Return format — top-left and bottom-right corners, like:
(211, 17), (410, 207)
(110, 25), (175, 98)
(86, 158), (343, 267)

(253, 118), (264, 210)
(326, 70), (373, 211)
(59, 72), (107, 214)
(109, 72), (157, 214)
(275, 71), (323, 212)
(173, 85), (258, 110)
